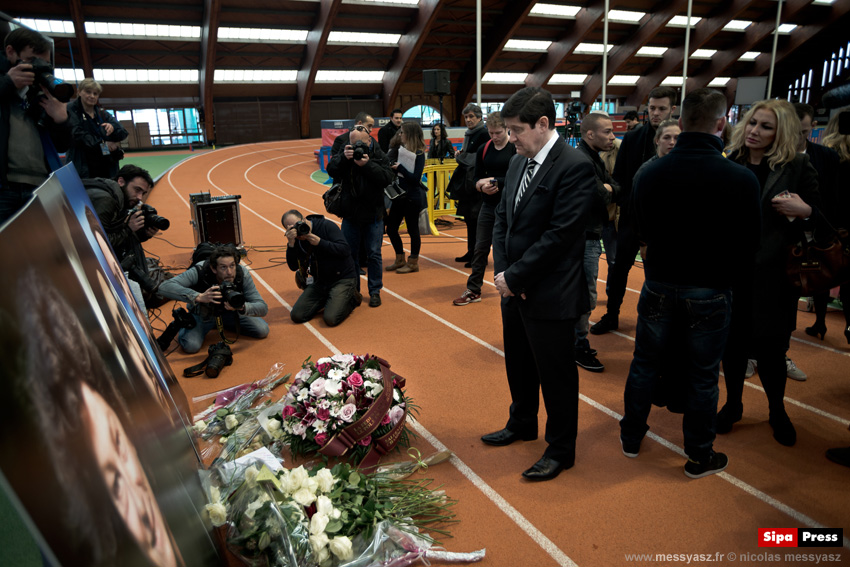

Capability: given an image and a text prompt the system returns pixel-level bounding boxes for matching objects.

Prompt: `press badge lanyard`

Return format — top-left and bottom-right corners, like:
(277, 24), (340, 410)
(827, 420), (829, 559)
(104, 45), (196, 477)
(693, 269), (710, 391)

(85, 107), (112, 156)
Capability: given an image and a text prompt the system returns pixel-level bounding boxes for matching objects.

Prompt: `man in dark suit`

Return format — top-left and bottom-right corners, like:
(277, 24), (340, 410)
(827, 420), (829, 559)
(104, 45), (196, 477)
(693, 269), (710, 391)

(377, 108), (402, 152)
(483, 87), (595, 481)
(591, 86), (677, 335)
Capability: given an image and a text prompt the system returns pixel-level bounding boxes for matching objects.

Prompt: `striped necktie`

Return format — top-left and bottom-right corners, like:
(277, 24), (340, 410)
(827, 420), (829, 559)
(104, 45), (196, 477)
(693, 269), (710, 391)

(514, 159), (537, 211)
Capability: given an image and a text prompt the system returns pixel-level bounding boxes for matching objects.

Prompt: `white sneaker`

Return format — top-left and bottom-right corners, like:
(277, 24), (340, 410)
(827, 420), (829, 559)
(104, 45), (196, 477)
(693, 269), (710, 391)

(745, 359), (756, 379)
(785, 357), (807, 381)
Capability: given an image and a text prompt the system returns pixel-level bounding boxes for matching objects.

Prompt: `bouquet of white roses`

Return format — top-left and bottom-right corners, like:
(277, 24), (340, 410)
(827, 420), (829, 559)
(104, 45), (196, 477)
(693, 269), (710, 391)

(281, 354), (415, 466)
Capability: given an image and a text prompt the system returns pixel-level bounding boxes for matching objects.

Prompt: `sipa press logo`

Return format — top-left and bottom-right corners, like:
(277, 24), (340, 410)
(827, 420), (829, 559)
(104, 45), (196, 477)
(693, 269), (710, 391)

(759, 528), (843, 548)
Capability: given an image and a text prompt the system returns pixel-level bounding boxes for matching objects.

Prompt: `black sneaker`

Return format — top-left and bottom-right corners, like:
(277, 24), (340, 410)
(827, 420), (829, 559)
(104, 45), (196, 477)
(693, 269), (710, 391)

(369, 294), (381, 307)
(590, 313), (618, 335)
(576, 348), (604, 372)
(684, 451), (728, 479)
(620, 436), (640, 458)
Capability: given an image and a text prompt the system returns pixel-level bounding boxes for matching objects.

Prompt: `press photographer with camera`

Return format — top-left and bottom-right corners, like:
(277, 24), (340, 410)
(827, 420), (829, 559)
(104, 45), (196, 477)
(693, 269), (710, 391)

(327, 121), (394, 308)
(157, 245), (269, 354)
(283, 209), (361, 327)
(84, 164), (165, 307)
(66, 77), (129, 179)
(0, 27), (72, 223)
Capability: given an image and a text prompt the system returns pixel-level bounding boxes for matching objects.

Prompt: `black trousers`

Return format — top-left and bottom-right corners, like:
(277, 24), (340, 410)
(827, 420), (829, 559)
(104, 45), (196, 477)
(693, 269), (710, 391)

(603, 217), (640, 316)
(502, 298), (578, 464)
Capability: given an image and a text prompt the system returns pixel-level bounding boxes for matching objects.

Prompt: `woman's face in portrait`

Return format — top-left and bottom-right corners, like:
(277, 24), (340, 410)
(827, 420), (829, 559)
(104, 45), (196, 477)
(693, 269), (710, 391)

(744, 108), (777, 152)
(81, 382), (178, 567)
(432, 125), (442, 139)
(656, 125), (680, 157)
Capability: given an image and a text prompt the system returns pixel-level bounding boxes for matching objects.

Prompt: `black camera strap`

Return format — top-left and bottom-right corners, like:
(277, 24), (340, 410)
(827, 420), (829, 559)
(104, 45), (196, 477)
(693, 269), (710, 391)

(183, 357), (211, 377)
(216, 314), (240, 344)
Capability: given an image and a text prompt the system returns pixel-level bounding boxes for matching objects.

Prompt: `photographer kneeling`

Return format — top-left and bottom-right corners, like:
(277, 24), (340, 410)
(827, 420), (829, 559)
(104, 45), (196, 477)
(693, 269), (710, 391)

(283, 210), (361, 327)
(158, 245), (269, 353)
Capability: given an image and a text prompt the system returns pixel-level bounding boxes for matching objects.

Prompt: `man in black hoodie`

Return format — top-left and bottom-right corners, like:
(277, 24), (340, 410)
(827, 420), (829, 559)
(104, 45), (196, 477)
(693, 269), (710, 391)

(283, 210), (361, 327)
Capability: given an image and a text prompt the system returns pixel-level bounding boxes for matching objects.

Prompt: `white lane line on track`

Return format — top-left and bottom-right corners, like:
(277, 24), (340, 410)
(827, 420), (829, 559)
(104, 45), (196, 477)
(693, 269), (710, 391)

(165, 149), (850, 556)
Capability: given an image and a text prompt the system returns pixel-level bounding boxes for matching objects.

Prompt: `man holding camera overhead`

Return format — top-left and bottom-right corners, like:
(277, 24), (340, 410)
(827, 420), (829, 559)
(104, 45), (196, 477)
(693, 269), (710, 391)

(283, 210), (361, 327)
(158, 245), (269, 354)
(326, 121), (394, 308)
(1, 27), (72, 222)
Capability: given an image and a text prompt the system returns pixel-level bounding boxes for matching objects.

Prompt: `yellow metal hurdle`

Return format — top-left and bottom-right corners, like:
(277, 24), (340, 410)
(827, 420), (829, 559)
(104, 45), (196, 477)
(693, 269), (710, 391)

(419, 158), (458, 236)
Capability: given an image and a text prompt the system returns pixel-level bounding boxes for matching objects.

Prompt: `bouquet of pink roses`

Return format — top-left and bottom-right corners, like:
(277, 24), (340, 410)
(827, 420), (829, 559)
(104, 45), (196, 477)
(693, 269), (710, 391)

(281, 354), (415, 466)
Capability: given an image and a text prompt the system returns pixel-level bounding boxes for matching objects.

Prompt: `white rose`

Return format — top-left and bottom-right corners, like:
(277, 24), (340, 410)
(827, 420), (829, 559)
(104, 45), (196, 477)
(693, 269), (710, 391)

(310, 512), (329, 535)
(389, 405), (405, 426)
(209, 485), (221, 502)
(292, 487), (317, 507)
(304, 476), (319, 495)
(315, 494), (334, 517)
(331, 353), (355, 366)
(219, 436), (228, 444)
(317, 357), (334, 365)
(363, 368), (382, 381)
(295, 368), (312, 381)
(315, 468), (336, 493)
(224, 414), (239, 430)
(292, 422), (307, 438)
(310, 378), (327, 398)
(331, 507), (341, 520)
(309, 532), (330, 554)
(324, 379), (342, 396)
(267, 418), (281, 433)
(205, 502), (227, 527)
(329, 536), (354, 560)
(289, 466), (309, 491)
(328, 368), (346, 380)
(338, 403), (357, 423)
(193, 419), (207, 433)
(244, 466), (259, 488)
(316, 545), (331, 565)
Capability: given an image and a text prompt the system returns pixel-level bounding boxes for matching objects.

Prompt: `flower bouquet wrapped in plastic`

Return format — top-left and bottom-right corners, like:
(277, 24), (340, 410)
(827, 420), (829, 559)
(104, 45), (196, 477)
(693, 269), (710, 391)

(281, 354), (416, 467)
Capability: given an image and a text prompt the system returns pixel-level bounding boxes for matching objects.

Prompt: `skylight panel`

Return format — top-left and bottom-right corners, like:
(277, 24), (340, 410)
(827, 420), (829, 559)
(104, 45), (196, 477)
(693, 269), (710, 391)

(609, 75), (640, 85)
(344, 0), (420, 5)
(504, 39), (552, 52)
(93, 68), (199, 82)
(214, 69), (298, 82)
(661, 76), (684, 86)
(723, 20), (752, 31)
(575, 43), (614, 54)
(691, 49), (717, 59)
(778, 23), (797, 33)
(17, 18), (75, 34)
(637, 46), (667, 57)
(708, 77), (731, 87)
(530, 4), (581, 18)
(84, 21), (200, 39)
(482, 73), (528, 83)
(218, 27), (308, 42)
(327, 31), (401, 45)
(668, 16), (702, 27)
(549, 74), (589, 84)
(55, 68), (85, 82)
(739, 51), (761, 61)
(812, 0), (835, 5)
(315, 70), (384, 82)
(608, 10), (645, 23)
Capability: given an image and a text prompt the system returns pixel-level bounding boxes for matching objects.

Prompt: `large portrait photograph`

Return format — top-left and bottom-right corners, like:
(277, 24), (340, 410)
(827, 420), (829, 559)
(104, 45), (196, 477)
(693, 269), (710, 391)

(0, 174), (218, 567)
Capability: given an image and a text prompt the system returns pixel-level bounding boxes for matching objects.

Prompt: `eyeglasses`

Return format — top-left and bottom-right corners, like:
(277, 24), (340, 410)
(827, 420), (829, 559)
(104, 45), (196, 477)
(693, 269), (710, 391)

(352, 125), (372, 133)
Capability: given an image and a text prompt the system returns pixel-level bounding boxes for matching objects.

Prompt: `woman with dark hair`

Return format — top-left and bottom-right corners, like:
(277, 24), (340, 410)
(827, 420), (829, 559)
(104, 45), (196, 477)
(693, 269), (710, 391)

(719, 99), (824, 446)
(11, 268), (181, 567)
(427, 123), (455, 160)
(806, 108), (850, 344)
(385, 122), (427, 274)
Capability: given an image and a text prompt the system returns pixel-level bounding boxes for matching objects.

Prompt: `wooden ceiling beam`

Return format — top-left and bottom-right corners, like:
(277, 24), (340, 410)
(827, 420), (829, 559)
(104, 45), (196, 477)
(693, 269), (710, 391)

(580, 0), (685, 105)
(200, 0), (221, 144)
(453, 0), (537, 117)
(526, 2), (605, 89)
(381, 0), (443, 116)
(68, 0), (94, 79)
(625, 0), (757, 107)
(297, 0), (344, 138)
(686, 0), (812, 93)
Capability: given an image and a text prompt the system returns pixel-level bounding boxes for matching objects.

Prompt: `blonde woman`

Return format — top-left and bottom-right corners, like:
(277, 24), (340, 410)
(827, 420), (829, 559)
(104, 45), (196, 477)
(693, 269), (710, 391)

(66, 78), (128, 178)
(718, 99), (823, 446)
(385, 122), (426, 273)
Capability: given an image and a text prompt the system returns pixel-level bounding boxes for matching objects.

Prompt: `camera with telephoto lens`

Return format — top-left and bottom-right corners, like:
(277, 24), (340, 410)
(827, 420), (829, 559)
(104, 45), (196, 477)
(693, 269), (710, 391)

(23, 57), (75, 108)
(218, 281), (245, 310)
(294, 220), (310, 236)
(205, 341), (233, 378)
(351, 140), (370, 160)
(127, 203), (170, 231)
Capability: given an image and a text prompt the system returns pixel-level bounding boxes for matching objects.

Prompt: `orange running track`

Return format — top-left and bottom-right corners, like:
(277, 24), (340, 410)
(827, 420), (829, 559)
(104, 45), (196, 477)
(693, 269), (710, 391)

(144, 140), (850, 567)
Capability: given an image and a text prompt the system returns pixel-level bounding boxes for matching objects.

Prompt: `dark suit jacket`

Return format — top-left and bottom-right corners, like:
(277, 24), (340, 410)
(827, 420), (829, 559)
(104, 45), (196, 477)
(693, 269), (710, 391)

(612, 122), (656, 217)
(493, 135), (595, 320)
(806, 141), (841, 225)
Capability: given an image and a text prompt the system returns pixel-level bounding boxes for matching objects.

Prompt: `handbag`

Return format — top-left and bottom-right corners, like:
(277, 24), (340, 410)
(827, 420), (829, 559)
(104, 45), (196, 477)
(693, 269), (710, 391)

(786, 223), (850, 296)
(322, 182), (355, 218)
(384, 178), (406, 200)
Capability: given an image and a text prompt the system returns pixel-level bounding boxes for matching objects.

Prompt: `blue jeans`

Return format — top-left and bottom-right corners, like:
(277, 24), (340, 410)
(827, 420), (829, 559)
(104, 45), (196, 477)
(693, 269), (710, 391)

(341, 217), (383, 296)
(0, 183), (37, 224)
(620, 280), (732, 461)
(178, 311), (270, 354)
(575, 239), (602, 349)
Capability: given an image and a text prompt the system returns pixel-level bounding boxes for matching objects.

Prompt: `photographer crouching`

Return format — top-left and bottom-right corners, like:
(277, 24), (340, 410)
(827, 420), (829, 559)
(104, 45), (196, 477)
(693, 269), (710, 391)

(158, 244), (269, 354)
(283, 209), (361, 327)
(84, 164), (163, 309)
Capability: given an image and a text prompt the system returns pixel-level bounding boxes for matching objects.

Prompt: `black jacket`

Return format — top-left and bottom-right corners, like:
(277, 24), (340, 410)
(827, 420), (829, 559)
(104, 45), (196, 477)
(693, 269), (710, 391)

(428, 138), (455, 160)
(378, 122), (399, 153)
(805, 141), (841, 226)
(576, 139), (621, 238)
(326, 138), (394, 224)
(84, 178), (149, 278)
(286, 215), (357, 287)
(612, 122), (657, 219)
(65, 97), (128, 179)
(0, 58), (72, 189)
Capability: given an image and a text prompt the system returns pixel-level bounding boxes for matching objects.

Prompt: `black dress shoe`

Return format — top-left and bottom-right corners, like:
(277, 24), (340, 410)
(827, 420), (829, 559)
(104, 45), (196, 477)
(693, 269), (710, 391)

(455, 253), (471, 263)
(522, 456), (571, 481)
(480, 428), (537, 447)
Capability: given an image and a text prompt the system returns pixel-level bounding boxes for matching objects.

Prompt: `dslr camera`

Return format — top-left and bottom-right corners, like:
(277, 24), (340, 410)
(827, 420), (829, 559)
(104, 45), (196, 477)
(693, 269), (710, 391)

(205, 341), (233, 378)
(351, 140), (370, 160)
(127, 203), (170, 231)
(22, 57), (75, 111)
(218, 281), (245, 310)
(294, 220), (310, 236)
